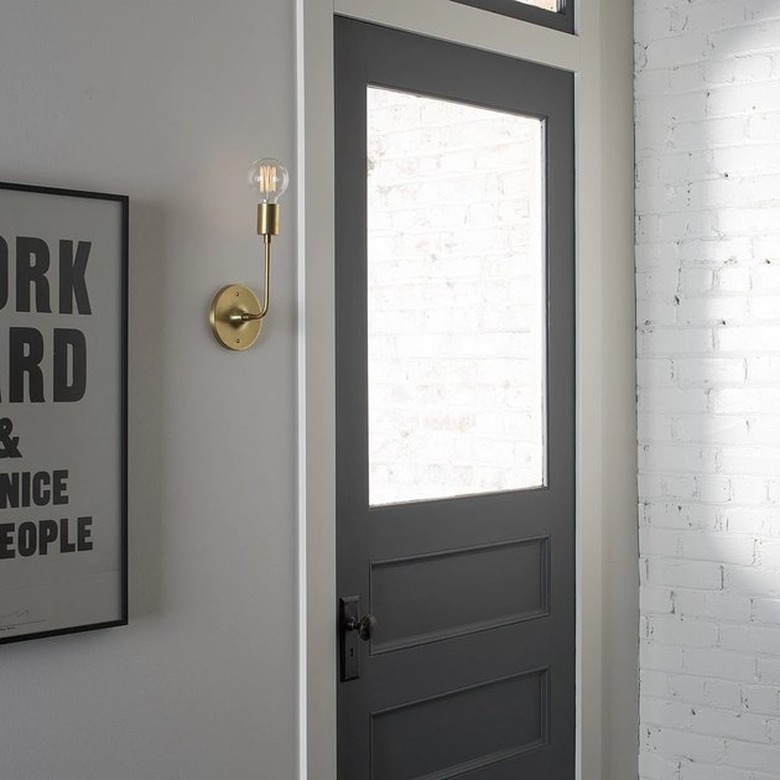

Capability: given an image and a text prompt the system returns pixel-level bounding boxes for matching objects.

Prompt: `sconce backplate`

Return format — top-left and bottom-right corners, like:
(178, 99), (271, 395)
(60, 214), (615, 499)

(209, 284), (263, 351)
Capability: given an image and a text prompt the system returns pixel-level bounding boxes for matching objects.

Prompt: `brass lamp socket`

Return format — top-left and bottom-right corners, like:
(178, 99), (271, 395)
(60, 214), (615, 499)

(258, 202), (280, 236)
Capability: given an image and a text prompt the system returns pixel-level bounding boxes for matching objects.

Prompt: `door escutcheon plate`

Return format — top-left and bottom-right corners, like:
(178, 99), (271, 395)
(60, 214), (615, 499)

(340, 596), (361, 682)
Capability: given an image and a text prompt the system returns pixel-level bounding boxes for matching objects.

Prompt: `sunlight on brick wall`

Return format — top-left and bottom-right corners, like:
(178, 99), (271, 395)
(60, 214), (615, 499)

(636, 1), (780, 777)
(367, 87), (545, 506)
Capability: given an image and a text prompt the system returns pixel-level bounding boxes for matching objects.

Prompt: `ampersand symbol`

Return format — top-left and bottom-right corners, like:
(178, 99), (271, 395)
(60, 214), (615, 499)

(0, 418), (21, 459)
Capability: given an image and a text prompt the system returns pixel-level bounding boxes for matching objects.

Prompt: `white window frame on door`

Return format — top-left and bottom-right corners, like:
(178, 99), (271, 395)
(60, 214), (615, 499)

(295, 1), (638, 778)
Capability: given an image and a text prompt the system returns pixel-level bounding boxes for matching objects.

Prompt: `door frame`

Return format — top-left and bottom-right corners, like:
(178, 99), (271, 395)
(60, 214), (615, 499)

(295, 1), (637, 778)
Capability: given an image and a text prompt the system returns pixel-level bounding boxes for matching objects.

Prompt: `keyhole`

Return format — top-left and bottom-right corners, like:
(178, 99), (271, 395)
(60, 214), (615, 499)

(350, 648), (354, 658)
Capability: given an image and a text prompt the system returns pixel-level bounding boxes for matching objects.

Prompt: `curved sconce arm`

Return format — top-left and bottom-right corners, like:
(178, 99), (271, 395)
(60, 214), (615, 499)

(209, 161), (287, 351)
(233, 236), (272, 323)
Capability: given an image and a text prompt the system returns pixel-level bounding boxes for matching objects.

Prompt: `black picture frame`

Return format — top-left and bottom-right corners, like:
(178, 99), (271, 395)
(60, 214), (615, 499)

(451, 0), (574, 35)
(0, 181), (128, 645)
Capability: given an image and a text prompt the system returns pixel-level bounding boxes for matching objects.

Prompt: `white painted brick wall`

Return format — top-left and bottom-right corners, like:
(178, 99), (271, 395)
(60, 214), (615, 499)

(636, 0), (780, 777)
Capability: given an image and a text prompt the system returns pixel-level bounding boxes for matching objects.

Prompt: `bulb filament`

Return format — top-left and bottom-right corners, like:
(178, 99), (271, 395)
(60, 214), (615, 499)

(261, 164), (277, 195)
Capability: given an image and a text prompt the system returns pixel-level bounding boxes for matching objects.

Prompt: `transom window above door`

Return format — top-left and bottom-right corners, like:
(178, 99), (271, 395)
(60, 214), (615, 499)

(451, 0), (574, 34)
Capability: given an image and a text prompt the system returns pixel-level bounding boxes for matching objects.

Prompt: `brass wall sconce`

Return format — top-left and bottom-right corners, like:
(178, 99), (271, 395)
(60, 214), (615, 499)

(209, 158), (289, 350)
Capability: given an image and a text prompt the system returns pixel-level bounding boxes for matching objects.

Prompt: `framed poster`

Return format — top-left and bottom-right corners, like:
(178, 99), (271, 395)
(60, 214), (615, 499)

(0, 182), (128, 644)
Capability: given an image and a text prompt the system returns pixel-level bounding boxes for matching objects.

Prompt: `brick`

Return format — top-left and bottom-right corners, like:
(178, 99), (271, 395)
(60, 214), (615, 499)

(678, 267), (715, 294)
(713, 142), (780, 175)
(668, 116), (748, 153)
(719, 447), (780, 476)
(716, 266), (752, 293)
(668, 673), (708, 704)
(742, 684), (780, 715)
(643, 33), (711, 69)
(756, 539), (780, 569)
(729, 475), (770, 505)
(720, 624), (780, 656)
(642, 668), (672, 699)
(640, 442), (718, 474)
(678, 532), (756, 566)
(691, 707), (766, 740)
(726, 740), (780, 773)
(752, 598), (780, 625)
(682, 648), (758, 683)
(648, 559), (723, 590)
(705, 54), (775, 85)
(723, 566), (780, 598)
(639, 329), (714, 358)
(704, 679), (743, 710)
(707, 82), (780, 117)
(710, 388), (780, 414)
(642, 696), (695, 729)
(643, 641), (685, 673)
(648, 615), (720, 648)
(640, 528), (681, 558)
(710, 20), (780, 56)
(749, 0), (780, 22)
(746, 356), (780, 383)
(693, 475), (731, 504)
(679, 764), (762, 780)
(676, 296), (748, 326)
(672, 414), (749, 444)
(673, 590), (752, 623)
(639, 413), (676, 443)
(642, 502), (721, 531)
(703, 592), (753, 623)
(639, 751), (680, 779)
(758, 657), (780, 684)
(729, 508), (780, 537)
(646, 725), (727, 763)
(639, 387), (710, 413)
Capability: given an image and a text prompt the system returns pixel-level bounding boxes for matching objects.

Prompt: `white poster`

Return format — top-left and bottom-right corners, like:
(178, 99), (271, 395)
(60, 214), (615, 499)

(0, 183), (127, 644)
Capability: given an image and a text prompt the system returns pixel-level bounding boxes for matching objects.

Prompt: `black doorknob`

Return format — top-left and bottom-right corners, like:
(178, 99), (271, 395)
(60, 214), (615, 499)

(345, 613), (377, 641)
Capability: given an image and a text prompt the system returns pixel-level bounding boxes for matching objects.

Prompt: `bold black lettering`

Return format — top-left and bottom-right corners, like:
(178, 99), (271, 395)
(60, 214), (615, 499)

(59, 518), (76, 553)
(59, 240), (92, 315)
(16, 237), (51, 313)
(39, 520), (58, 555)
(9, 328), (45, 402)
(53, 329), (87, 402)
(0, 473), (19, 509)
(77, 516), (93, 551)
(0, 236), (8, 312)
(32, 472), (50, 506)
(52, 470), (68, 505)
(0, 524), (14, 559)
(21, 472), (31, 507)
(17, 522), (36, 557)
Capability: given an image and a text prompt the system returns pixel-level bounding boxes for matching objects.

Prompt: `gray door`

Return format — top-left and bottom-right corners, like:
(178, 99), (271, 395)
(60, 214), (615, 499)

(335, 17), (574, 779)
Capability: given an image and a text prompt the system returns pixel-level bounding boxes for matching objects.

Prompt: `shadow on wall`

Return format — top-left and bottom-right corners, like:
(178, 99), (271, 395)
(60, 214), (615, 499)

(636, 2), (780, 778)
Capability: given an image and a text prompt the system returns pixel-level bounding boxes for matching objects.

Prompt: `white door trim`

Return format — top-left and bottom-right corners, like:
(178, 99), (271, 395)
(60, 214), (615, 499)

(295, 2), (638, 778)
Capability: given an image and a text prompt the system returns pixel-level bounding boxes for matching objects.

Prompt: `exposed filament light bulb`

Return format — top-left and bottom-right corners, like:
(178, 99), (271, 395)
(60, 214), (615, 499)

(248, 158), (289, 204)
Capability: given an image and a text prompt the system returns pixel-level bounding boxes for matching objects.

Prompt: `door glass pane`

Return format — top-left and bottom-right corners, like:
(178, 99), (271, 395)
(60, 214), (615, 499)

(513, 0), (559, 10)
(367, 87), (547, 506)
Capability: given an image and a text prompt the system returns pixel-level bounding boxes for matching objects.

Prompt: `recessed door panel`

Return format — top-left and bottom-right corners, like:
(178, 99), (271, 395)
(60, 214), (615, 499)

(371, 670), (549, 780)
(370, 538), (550, 653)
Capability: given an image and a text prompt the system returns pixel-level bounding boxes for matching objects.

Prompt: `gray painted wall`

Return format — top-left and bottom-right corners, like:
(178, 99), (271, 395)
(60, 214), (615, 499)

(0, 2), (298, 778)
